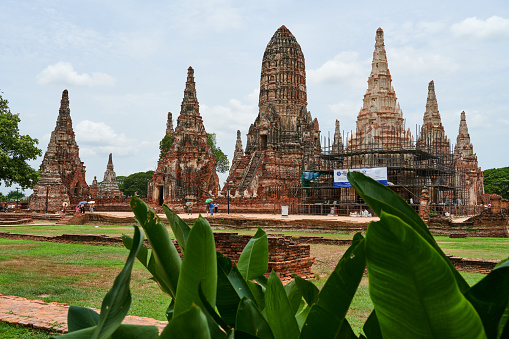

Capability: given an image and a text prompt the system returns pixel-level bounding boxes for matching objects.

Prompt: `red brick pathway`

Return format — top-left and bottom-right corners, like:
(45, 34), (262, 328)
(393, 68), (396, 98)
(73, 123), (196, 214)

(0, 294), (167, 334)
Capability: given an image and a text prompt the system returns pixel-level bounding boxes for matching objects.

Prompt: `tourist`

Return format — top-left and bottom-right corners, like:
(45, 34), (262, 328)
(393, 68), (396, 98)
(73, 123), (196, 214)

(214, 203), (218, 214)
(75, 204), (80, 213)
(188, 203), (192, 215)
(209, 201), (214, 216)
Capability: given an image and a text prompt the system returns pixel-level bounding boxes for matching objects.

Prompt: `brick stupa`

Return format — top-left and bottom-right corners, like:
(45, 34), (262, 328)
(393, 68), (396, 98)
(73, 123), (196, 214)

(348, 28), (413, 151)
(454, 111), (484, 205)
(416, 81), (451, 155)
(147, 67), (219, 205)
(29, 90), (88, 212)
(225, 25), (321, 198)
(98, 153), (122, 198)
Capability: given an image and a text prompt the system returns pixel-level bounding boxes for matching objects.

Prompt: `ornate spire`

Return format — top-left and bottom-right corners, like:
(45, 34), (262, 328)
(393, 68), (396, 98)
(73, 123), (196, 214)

(107, 153), (114, 171)
(423, 81), (442, 126)
(417, 81), (450, 154)
(56, 89), (72, 130)
(332, 120), (343, 153)
(181, 66), (199, 116)
(166, 112), (174, 135)
(258, 25), (307, 130)
(454, 111), (475, 158)
(234, 130), (244, 158)
(348, 28), (412, 151)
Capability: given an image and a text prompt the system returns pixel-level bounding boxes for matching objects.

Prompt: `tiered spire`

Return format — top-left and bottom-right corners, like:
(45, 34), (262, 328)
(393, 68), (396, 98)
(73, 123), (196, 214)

(181, 67), (199, 116)
(332, 120), (343, 153)
(348, 27), (412, 151)
(166, 112), (174, 135)
(234, 130), (244, 158)
(454, 111), (475, 159)
(417, 81), (450, 154)
(258, 25), (307, 130)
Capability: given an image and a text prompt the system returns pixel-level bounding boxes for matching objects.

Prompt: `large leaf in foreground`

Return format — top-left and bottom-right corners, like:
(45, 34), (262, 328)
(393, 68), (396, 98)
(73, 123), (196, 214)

(300, 232), (365, 339)
(131, 197), (181, 298)
(94, 226), (144, 339)
(163, 204), (191, 253)
(174, 216), (217, 317)
(265, 271), (300, 339)
(465, 258), (509, 339)
(159, 305), (211, 339)
(236, 297), (275, 339)
(237, 227), (268, 281)
(347, 171), (469, 292)
(365, 212), (486, 339)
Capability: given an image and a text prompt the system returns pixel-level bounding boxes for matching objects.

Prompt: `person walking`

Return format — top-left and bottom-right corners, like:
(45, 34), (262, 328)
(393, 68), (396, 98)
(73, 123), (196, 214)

(209, 202), (214, 216)
(214, 203), (218, 214)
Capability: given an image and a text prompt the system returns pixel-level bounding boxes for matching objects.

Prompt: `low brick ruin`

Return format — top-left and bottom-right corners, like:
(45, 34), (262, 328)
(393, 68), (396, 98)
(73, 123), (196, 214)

(0, 230), (314, 280)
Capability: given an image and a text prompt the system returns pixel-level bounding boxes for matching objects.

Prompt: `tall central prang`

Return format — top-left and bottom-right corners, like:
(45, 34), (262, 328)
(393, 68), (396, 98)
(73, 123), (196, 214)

(226, 25), (321, 199)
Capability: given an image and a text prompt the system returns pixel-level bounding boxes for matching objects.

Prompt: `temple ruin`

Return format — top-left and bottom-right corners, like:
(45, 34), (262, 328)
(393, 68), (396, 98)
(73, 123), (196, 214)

(29, 90), (88, 212)
(225, 25), (321, 200)
(297, 28), (484, 217)
(97, 153), (122, 198)
(147, 67), (220, 205)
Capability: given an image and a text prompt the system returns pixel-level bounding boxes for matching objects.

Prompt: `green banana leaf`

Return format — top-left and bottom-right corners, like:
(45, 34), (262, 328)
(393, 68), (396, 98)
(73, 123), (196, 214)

(284, 279), (304, 315)
(265, 271), (300, 339)
(216, 253), (256, 326)
(365, 212), (486, 339)
(163, 204), (191, 253)
(60, 226), (144, 339)
(347, 171), (469, 293)
(300, 232), (366, 339)
(292, 275), (319, 306)
(67, 305), (99, 333)
(174, 216), (217, 317)
(130, 197), (181, 298)
(159, 304), (211, 339)
(464, 258), (509, 339)
(362, 310), (382, 339)
(236, 297), (275, 339)
(237, 227), (269, 281)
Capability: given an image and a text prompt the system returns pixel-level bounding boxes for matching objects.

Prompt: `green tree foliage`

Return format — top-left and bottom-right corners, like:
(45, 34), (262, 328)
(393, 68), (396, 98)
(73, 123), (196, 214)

(484, 167), (509, 199)
(7, 189), (24, 200)
(159, 134), (173, 158)
(0, 92), (42, 189)
(118, 171), (154, 197)
(207, 133), (229, 173)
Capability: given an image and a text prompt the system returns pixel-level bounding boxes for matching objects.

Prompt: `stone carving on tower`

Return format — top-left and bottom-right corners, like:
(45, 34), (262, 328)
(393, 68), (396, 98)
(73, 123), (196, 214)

(416, 81), (451, 155)
(348, 28), (413, 152)
(98, 153), (122, 198)
(29, 89), (88, 212)
(225, 25), (321, 198)
(148, 67), (219, 205)
(454, 111), (484, 205)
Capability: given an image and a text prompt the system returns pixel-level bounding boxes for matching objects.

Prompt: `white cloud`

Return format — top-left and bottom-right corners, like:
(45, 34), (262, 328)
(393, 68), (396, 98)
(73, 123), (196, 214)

(37, 62), (116, 86)
(388, 47), (459, 76)
(74, 120), (137, 156)
(451, 16), (509, 40)
(328, 101), (360, 126)
(173, 0), (244, 35)
(308, 51), (366, 86)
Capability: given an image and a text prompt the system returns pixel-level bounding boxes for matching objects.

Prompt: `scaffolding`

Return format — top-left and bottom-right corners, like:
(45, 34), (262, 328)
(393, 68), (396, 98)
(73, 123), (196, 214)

(290, 125), (482, 217)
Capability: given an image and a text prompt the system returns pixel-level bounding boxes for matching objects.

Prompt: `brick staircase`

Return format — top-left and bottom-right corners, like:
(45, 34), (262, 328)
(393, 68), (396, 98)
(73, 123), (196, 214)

(237, 151), (264, 195)
(56, 214), (75, 225)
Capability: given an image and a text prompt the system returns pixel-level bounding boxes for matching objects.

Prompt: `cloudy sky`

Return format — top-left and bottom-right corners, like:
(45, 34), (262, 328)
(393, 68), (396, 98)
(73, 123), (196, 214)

(1, 0), (508, 195)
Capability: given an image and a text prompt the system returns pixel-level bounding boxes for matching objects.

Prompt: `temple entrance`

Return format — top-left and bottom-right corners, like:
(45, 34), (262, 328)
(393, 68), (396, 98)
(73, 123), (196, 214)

(157, 186), (164, 205)
(260, 134), (268, 150)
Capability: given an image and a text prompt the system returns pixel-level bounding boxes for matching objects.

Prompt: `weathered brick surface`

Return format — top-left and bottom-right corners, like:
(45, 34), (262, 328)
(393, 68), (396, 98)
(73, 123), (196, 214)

(29, 90), (88, 213)
(224, 26), (320, 200)
(148, 67), (219, 205)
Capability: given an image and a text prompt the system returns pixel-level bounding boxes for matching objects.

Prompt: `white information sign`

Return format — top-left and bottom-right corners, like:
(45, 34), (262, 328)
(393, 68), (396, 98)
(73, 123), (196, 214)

(334, 167), (388, 187)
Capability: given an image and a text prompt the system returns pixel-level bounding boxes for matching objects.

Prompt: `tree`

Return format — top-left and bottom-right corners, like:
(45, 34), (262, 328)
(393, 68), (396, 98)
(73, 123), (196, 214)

(159, 134), (173, 158)
(0, 92), (42, 190)
(484, 167), (509, 199)
(7, 189), (24, 201)
(206, 133), (229, 173)
(118, 171), (154, 197)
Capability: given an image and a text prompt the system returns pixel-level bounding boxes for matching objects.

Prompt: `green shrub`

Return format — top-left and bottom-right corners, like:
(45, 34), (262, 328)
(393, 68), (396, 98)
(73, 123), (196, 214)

(59, 172), (509, 338)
